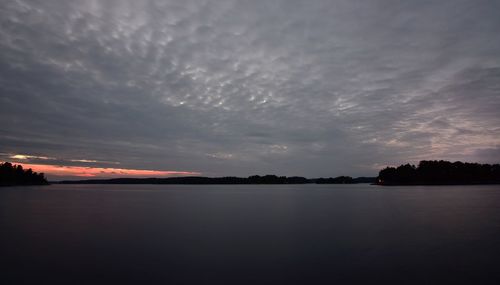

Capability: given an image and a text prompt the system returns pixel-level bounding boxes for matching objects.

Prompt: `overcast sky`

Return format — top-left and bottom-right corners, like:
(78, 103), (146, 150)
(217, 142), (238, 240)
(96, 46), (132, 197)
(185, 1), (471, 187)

(1, 0), (499, 179)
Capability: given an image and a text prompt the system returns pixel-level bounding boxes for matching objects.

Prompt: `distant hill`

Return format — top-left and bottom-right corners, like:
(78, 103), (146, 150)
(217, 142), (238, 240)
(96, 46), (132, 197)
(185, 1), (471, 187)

(0, 162), (49, 186)
(377, 160), (500, 185)
(58, 175), (376, 185)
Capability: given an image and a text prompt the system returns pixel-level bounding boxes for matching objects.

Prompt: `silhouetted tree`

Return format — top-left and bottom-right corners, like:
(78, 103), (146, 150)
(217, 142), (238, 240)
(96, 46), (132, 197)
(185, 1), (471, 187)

(377, 160), (500, 185)
(0, 162), (49, 186)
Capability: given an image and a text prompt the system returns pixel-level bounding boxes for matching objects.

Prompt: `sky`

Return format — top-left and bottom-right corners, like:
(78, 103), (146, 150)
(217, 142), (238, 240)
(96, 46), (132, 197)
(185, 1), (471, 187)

(1, 0), (500, 180)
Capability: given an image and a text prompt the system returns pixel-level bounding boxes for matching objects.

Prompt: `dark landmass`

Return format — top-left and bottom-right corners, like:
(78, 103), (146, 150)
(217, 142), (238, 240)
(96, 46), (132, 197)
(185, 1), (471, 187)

(0, 162), (49, 186)
(6, 158), (500, 186)
(58, 175), (377, 185)
(312, 176), (377, 184)
(377, 160), (500, 185)
(314, 176), (353, 184)
(352, 176), (379, 183)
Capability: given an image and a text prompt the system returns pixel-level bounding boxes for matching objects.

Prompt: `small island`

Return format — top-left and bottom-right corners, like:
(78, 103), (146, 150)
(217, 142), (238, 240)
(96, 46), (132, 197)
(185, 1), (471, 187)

(0, 162), (49, 186)
(377, 160), (500, 185)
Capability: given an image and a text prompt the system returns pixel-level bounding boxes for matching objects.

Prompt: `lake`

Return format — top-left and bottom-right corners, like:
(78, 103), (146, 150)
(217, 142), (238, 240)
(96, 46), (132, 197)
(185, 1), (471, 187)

(1, 184), (500, 284)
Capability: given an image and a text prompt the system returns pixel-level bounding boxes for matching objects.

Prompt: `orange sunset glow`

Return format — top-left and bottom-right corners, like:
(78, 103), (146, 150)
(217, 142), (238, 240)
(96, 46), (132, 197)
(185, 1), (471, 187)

(17, 163), (200, 179)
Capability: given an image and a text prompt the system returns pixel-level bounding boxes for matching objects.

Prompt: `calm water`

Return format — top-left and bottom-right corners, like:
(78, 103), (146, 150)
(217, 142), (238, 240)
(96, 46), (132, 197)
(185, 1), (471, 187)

(1, 184), (500, 284)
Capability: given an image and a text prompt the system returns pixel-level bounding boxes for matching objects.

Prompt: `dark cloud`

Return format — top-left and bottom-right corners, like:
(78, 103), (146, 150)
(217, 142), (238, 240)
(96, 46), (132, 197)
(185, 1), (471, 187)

(1, 0), (499, 178)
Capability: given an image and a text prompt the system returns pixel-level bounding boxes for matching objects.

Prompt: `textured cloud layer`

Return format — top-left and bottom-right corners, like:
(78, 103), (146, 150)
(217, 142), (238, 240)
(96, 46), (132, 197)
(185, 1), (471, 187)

(1, 0), (499, 178)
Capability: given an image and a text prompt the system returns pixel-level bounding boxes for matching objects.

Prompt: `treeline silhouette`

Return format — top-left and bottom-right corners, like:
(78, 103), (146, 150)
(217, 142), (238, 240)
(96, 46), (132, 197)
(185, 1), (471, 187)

(59, 175), (376, 185)
(0, 162), (49, 186)
(377, 160), (500, 185)
(315, 176), (370, 184)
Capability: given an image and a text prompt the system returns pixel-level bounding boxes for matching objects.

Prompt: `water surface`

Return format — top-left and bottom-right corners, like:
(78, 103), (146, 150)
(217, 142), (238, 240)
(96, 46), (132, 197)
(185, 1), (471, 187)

(1, 184), (500, 284)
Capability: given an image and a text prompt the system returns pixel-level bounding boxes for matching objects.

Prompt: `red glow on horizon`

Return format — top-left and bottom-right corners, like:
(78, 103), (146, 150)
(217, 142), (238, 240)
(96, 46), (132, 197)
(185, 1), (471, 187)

(16, 163), (200, 179)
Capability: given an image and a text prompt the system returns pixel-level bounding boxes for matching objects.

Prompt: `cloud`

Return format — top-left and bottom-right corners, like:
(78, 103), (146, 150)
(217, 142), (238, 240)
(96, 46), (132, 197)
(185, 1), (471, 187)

(17, 163), (200, 180)
(0, 0), (499, 177)
(9, 154), (54, 160)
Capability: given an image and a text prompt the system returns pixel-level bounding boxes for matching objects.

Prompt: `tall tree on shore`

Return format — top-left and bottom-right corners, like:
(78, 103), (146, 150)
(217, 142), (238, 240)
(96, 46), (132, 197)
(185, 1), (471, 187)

(0, 162), (49, 186)
(377, 160), (500, 185)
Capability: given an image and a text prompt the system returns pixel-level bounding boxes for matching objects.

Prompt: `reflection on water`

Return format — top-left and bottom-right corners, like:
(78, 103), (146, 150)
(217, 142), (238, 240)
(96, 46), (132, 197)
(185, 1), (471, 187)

(1, 184), (500, 284)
